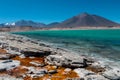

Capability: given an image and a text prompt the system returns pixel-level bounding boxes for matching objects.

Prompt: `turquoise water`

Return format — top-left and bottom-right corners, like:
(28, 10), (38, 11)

(12, 29), (120, 40)
(12, 29), (120, 62)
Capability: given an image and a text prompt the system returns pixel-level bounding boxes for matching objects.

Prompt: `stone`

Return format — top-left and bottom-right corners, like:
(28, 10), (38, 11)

(45, 55), (89, 68)
(52, 66), (58, 69)
(74, 68), (108, 80)
(86, 61), (105, 73)
(0, 48), (7, 54)
(29, 57), (35, 59)
(74, 68), (95, 77)
(19, 54), (26, 59)
(65, 78), (81, 80)
(27, 67), (48, 77)
(102, 68), (120, 80)
(0, 60), (20, 71)
(0, 54), (16, 60)
(0, 42), (9, 49)
(0, 75), (22, 80)
(7, 50), (21, 55)
(64, 68), (71, 72)
(30, 61), (45, 67)
(85, 75), (109, 80)
(21, 50), (51, 57)
(48, 70), (57, 74)
(9, 46), (20, 52)
(2, 60), (13, 63)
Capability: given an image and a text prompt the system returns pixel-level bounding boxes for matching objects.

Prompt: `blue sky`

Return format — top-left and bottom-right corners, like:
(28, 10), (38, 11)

(0, 0), (120, 24)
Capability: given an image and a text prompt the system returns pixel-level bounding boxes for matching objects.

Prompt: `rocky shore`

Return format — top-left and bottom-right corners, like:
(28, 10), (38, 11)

(0, 32), (120, 80)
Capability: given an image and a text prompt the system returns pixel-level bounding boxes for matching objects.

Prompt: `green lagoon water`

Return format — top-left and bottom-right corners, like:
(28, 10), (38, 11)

(12, 29), (120, 62)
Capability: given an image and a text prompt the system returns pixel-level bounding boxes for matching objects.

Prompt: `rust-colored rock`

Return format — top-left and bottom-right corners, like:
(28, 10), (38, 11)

(0, 49), (7, 54)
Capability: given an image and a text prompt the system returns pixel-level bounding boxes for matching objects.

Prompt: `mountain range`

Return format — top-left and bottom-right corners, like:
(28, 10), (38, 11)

(0, 20), (46, 28)
(0, 13), (119, 29)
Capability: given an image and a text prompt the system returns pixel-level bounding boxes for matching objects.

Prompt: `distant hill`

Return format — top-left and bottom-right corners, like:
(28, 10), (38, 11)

(0, 20), (46, 28)
(46, 22), (60, 27)
(0, 20), (46, 31)
(15, 20), (46, 27)
(49, 13), (120, 28)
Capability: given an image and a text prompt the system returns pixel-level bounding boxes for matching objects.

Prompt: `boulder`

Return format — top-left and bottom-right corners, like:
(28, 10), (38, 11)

(48, 70), (57, 74)
(0, 49), (7, 54)
(102, 68), (120, 80)
(9, 46), (20, 52)
(74, 68), (108, 80)
(86, 61), (105, 73)
(21, 50), (51, 57)
(0, 60), (20, 71)
(0, 75), (22, 80)
(45, 55), (90, 68)
(0, 42), (9, 49)
(7, 50), (21, 55)
(74, 68), (95, 78)
(85, 75), (109, 80)
(27, 67), (48, 78)
(0, 54), (16, 60)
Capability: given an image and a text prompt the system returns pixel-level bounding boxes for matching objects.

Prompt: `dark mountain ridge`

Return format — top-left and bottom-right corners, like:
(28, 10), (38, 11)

(14, 20), (46, 27)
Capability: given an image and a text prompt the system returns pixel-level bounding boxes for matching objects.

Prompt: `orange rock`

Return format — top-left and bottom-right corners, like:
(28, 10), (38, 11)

(12, 56), (79, 80)
(86, 66), (105, 73)
(12, 56), (45, 67)
(6, 66), (28, 77)
(0, 48), (7, 54)
(39, 66), (78, 80)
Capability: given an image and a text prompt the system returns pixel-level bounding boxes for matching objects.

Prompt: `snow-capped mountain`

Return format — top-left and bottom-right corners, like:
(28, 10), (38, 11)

(4, 22), (15, 26)
(0, 20), (46, 28)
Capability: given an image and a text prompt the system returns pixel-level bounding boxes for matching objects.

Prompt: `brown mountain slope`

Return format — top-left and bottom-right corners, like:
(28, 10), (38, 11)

(50, 13), (120, 28)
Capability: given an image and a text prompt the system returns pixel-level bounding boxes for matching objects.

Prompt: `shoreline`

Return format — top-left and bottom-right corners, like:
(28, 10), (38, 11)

(40, 27), (120, 31)
(0, 32), (120, 80)
(14, 33), (120, 67)
(1, 27), (120, 32)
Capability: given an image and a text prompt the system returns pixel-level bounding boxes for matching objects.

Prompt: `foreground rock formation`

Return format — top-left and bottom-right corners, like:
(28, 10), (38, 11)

(0, 32), (119, 80)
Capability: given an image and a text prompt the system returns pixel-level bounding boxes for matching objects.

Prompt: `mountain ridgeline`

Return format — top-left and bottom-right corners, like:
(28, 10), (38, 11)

(15, 20), (46, 27)
(50, 13), (119, 28)
(0, 13), (119, 30)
